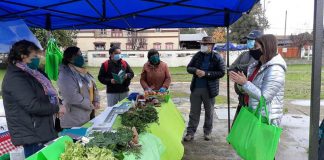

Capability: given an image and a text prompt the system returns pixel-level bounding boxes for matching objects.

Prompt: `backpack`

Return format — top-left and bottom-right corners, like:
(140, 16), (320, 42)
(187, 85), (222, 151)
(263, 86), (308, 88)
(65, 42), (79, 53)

(103, 60), (127, 73)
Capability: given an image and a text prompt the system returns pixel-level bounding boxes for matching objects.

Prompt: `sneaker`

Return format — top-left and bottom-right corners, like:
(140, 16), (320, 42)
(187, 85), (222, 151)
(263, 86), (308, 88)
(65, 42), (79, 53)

(183, 134), (194, 142)
(204, 134), (211, 141)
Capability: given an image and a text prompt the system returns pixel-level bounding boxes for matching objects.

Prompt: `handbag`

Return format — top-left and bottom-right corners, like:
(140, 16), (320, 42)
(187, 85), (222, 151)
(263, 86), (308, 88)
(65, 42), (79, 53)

(227, 96), (282, 160)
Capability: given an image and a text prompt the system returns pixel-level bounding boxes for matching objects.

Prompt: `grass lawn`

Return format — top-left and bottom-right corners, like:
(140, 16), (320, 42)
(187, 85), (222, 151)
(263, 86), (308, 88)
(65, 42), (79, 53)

(0, 64), (323, 100)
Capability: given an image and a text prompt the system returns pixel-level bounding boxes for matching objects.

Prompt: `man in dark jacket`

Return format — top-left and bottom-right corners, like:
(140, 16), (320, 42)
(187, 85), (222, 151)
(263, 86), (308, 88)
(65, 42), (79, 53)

(228, 30), (262, 124)
(98, 46), (134, 107)
(184, 36), (225, 141)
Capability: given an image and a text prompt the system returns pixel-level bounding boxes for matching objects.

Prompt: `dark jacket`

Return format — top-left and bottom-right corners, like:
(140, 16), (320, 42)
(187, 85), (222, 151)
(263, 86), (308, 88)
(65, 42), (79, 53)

(2, 64), (59, 145)
(187, 51), (226, 98)
(98, 59), (134, 93)
(229, 51), (256, 96)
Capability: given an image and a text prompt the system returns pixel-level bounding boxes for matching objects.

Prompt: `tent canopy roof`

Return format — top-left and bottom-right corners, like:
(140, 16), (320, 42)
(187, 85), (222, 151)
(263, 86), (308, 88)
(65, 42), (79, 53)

(0, 0), (258, 30)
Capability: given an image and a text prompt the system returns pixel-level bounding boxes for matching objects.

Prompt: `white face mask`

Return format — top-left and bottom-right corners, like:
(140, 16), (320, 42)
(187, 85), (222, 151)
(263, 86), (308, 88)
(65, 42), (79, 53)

(200, 45), (209, 53)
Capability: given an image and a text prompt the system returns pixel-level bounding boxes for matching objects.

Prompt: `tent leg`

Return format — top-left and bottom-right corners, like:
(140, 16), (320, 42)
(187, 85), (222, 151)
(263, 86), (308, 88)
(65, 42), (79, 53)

(309, 0), (323, 159)
(226, 26), (231, 133)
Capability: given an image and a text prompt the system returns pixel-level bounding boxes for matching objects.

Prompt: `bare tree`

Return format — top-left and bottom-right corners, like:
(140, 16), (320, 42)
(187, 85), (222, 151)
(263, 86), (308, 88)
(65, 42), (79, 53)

(127, 31), (147, 50)
(290, 32), (313, 57)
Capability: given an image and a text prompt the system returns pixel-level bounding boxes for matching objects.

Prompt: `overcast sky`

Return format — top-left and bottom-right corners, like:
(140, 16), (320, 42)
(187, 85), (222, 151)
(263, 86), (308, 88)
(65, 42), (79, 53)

(263, 0), (314, 35)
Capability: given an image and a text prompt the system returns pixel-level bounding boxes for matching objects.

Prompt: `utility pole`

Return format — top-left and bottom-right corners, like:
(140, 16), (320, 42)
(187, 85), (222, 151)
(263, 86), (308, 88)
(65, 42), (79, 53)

(262, 0), (266, 34)
(284, 10), (287, 39)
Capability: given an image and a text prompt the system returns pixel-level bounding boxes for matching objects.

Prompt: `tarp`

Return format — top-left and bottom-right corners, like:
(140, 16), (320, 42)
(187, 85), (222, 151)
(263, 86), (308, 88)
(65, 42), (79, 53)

(0, 19), (42, 53)
(0, 0), (258, 30)
(214, 42), (247, 51)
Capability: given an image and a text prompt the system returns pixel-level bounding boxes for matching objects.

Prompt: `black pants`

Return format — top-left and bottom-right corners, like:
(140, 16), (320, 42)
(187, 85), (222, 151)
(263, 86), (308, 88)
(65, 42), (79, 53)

(90, 109), (95, 120)
(187, 88), (215, 135)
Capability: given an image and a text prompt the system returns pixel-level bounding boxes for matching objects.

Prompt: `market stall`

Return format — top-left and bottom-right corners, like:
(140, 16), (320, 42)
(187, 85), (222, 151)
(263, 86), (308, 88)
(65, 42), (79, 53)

(24, 92), (185, 160)
(0, 0), (263, 158)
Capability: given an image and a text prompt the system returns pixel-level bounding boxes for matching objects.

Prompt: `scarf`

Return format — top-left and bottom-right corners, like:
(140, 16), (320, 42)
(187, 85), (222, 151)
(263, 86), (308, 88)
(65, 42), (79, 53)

(68, 64), (95, 102)
(16, 62), (58, 105)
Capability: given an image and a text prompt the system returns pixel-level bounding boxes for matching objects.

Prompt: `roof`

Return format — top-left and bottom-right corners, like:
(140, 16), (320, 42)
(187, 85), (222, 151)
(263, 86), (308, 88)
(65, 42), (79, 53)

(180, 32), (208, 42)
(0, 0), (258, 30)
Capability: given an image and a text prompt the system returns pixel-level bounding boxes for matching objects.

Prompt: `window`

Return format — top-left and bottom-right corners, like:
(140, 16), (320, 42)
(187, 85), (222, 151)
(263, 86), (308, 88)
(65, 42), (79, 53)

(126, 43), (132, 50)
(94, 43), (105, 51)
(165, 43), (174, 50)
(110, 42), (121, 48)
(155, 28), (161, 32)
(100, 29), (107, 35)
(111, 29), (123, 37)
(153, 43), (161, 50)
(139, 43), (147, 50)
(92, 53), (107, 58)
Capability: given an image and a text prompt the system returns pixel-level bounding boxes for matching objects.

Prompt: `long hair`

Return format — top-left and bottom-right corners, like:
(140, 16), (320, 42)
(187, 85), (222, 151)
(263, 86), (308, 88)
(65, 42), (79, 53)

(256, 34), (278, 63)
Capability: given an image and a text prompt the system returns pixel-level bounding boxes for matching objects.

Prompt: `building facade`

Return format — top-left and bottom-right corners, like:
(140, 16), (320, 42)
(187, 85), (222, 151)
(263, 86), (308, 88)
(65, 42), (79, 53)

(76, 28), (180, 53)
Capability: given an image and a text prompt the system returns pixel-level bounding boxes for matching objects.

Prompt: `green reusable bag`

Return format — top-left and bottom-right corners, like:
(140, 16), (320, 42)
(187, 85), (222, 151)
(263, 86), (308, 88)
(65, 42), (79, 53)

(45, 38), (63, 81)
(227, 97), (282, 160)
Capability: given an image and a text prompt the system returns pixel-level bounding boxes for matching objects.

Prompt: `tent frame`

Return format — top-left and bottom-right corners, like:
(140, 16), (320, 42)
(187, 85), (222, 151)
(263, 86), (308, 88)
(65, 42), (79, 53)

(2, 0), (324, 158)
(309, 0), (323, 159)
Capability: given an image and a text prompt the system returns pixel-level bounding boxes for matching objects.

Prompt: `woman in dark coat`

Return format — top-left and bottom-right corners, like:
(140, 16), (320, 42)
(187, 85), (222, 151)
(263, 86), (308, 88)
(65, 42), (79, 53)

(2, 40), (65, 158)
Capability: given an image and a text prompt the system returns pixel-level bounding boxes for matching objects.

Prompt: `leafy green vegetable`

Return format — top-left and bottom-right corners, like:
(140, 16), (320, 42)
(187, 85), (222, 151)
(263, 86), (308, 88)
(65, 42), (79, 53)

(86, 127), (141, 160)
(61, 142), (116, 160)
(121, 106), (159, 134)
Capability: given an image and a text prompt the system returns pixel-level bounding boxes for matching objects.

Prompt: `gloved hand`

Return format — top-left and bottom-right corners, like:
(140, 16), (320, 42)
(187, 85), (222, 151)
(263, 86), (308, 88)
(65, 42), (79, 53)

(159, 87), (167, 93)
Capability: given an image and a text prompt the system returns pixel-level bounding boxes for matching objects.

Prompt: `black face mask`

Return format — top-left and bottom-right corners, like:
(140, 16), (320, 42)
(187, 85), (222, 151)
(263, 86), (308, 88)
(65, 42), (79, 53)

(249, 49), (263, 60)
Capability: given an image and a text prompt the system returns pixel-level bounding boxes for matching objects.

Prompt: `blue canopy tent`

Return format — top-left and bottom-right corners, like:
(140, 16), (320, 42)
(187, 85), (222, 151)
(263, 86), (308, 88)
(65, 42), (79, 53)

(235, 44), (247, 50)
(214, 42), (243, 51)
(0, 0), (260, 134)
(0, 0), (257, 30)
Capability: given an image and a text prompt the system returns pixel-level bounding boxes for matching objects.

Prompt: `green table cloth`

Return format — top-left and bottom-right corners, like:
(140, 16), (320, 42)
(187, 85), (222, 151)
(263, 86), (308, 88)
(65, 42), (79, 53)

(26, 99), (185, 160)
(26, 136), (73, 160)
(113, 99), (185, 160)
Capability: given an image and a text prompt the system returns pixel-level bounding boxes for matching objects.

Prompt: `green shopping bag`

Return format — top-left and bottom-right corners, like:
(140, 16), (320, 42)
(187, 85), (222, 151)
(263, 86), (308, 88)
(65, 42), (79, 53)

(227, 97), (282, 160)
(45, 38), (63, 81)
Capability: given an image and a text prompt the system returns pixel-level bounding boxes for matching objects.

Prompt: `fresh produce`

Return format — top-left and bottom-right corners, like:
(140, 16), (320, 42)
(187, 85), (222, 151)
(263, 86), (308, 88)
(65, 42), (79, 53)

(86, 127), (141, 160)
(121, 106), (159, 134)
(144, 91), (167, 96)
(87, 128), (133, 149)
(60, 142), (116, 160)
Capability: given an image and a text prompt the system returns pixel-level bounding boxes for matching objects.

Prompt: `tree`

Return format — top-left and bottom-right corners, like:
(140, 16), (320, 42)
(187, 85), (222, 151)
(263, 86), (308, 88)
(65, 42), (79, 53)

(127, 31), (147, 50)
(203, 28), (215, 36)
(290, 32), (313, 57)
(30, 28), (78, 49)
(229, 3), (269, 43)
(212, 28), (226, 43)
(179, 28), (197, 34)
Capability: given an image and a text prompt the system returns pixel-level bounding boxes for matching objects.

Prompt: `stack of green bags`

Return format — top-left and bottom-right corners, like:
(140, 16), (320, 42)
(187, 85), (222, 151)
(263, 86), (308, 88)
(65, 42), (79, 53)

(45, 38), (63, 81)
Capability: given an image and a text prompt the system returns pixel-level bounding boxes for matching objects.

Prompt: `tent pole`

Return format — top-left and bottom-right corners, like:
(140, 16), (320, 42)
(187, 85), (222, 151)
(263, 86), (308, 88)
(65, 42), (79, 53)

(309, 0), (323, 159)
(224, 9), (231, 133)
(45, 14), (52, 48)
(226, 26), (230, 133)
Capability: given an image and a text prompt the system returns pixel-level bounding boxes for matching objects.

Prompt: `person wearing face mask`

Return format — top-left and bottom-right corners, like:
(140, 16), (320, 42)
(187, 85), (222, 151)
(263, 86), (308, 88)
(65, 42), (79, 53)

(229, 30), (262, 124)
(58, 46), (100, 128)
(140, 49), (171, 92)
(2, 40), (66, 158)
(98, 46), (134, 107)
(230, 34), (287, 127)
(183, 36), (225, 141)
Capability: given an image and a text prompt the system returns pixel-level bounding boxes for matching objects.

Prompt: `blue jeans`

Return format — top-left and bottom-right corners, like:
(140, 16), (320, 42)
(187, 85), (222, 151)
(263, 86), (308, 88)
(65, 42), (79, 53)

(23, 143), (44, 158)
